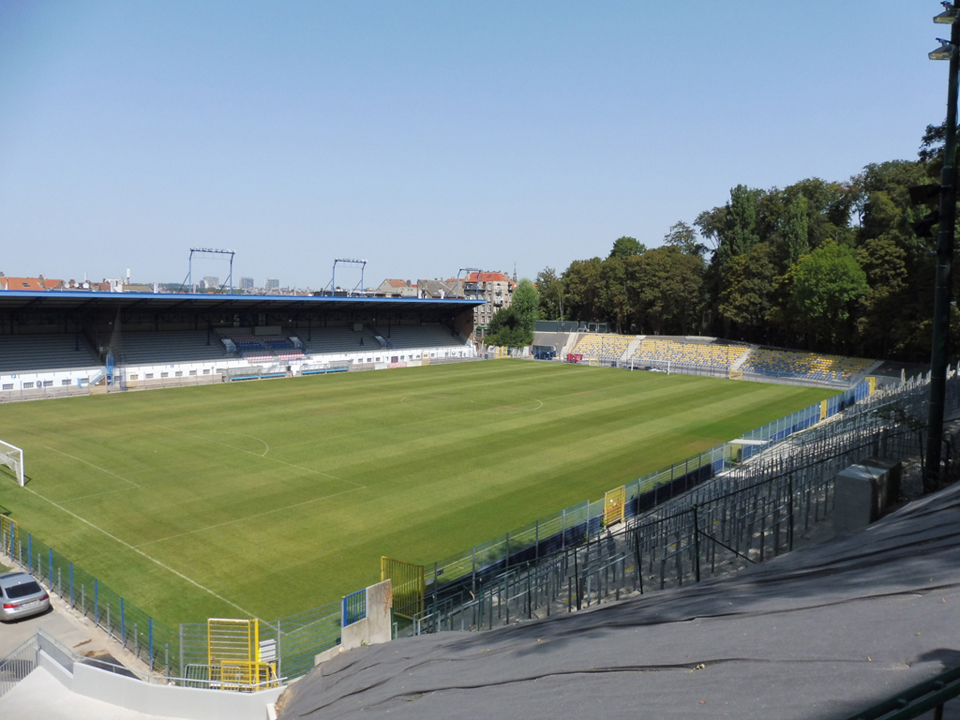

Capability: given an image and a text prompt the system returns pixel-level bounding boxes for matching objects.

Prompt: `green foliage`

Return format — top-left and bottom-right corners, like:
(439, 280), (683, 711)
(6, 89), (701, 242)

(790, 242), (868, 348)
(561, 258), (603, 322)
(716, 184), (762, 267)
(535, 267), (563, 320)
(632, 247), (703, 335)
(485, 278), (539, 347)
(663, 221), (707, 257)
(717, 243), (779, 339)
(608, 236), (646, 259)
(511, 278), (540, 330)
(551, 125), (955, 361)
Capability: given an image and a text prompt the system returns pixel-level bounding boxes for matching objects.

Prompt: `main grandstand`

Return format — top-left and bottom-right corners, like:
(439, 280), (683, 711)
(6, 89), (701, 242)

(0, 290), (483, 398)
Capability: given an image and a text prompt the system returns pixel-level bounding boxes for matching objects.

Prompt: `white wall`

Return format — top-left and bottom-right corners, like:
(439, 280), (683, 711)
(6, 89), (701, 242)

(37, 650), (284, 720)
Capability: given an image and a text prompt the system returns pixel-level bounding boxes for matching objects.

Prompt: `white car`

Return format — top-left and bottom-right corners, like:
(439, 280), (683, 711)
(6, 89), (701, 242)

(0, 572), (51, 622)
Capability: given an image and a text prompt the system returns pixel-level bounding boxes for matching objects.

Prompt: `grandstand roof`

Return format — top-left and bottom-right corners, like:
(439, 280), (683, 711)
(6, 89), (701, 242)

(0, 289), (483, 314)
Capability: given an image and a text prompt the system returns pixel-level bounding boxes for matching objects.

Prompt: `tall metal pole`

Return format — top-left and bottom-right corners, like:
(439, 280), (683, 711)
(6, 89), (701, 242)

(926, 7), (960, 492)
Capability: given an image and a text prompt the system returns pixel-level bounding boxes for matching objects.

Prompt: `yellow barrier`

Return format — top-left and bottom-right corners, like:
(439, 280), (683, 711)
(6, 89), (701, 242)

(207, 618), (279, 690)
(381, 556), (425, 619)
(0, 515), (17, 553)
(603, 486), (626, 527)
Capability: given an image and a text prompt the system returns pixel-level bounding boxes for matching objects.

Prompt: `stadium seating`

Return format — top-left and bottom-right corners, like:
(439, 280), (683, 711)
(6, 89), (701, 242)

(301, 327), (380, 355)
(571, 334), (633, 363)
(116, 331), (230, 366)
(222, 334), (275, 364)
(300, 325), (465, 357)
(258, 336), (307, 361)
(375, 325), (462, 350)
(0, 334), (100, 373)
(630, 339), (748, 370)
(740, 349), (873, 384)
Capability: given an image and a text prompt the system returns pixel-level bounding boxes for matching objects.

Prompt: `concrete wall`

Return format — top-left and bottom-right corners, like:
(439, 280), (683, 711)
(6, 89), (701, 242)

(315, 579), (393, 666)
(38, 650), (284, 720)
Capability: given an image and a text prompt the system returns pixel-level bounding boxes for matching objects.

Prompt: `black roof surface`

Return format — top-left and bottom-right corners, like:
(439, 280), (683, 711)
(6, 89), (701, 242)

(0, 290), (483, 315)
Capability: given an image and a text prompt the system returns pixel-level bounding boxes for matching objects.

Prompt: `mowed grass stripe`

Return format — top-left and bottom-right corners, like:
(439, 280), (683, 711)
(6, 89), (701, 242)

(0, 361), (829, 622)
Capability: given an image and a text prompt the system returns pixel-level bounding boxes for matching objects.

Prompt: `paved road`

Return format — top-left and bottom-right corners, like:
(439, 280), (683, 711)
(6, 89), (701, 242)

(0, 563), (148, 670)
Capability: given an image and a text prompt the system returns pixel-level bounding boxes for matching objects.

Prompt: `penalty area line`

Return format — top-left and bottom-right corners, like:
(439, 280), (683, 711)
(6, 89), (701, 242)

(21, 485), (261, 620)
(135, 485), (367, 549)
(42, 446), (141, 488)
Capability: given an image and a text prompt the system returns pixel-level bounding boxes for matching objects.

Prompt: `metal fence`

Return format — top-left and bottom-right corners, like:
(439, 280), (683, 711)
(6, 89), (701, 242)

(414, 421), (925, 634)
(410, 370), (959, 634)
(0, 529), (178, 676)
(416, 380), (875, 603)
(179, 601), (341, 683)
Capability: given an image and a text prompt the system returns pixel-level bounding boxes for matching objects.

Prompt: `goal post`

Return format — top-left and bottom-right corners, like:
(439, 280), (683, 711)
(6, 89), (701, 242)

(0, 440), (24, 487)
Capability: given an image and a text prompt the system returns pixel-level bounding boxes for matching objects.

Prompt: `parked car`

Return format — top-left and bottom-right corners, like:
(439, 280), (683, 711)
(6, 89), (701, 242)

(0, 571), (51, 621)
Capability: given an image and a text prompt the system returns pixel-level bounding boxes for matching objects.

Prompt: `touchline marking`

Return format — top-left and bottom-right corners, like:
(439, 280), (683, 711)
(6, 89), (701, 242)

(147, 423), (363, 488)
(21, 485), (260, 619)
(42, 446), (140, 488)
(135, 485), (367, 548)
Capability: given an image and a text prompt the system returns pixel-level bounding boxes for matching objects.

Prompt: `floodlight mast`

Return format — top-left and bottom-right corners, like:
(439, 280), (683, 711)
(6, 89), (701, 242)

(925, 1), (960, 491)
(326, 258), (367, 296)
(186, 247), (236, 294)
(457, 268), (483, 299)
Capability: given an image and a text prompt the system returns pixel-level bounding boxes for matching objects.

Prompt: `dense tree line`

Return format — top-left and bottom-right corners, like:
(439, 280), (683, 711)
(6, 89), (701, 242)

(536, 127), (960, 362)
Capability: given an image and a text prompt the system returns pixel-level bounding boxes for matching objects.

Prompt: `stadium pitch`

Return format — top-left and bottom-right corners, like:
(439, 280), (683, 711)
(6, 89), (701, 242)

(0, 360), (830, 625)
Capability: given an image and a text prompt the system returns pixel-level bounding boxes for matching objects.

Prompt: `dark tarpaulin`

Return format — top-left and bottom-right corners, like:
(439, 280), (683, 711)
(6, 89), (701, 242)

(279, 483), (960, 720)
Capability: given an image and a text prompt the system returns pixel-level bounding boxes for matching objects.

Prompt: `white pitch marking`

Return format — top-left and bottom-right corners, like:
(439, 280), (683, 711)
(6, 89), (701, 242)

(20, 485), (260, 619)
(147, 422), (363, 488)
(135, 485), (367, 548)
(42, 446), (141, 488)
(219, 431), (271, 457)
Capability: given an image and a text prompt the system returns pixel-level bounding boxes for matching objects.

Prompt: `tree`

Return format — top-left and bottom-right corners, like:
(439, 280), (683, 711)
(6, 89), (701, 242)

(608, 236), (646, 260)
(511, 278), (540, 331)
(716, 184), (762, 267)
(485, 278), (539, 348)
(535, 267), (563, 320)
(779, 194), (809, 267)
(631, 246), (703, 335)
(598, 256), (633, 333)
(561, 258), (603, 321)
(790, 242), (868, 349)
(663, 221), (706, 257)
(717, 243), (779, 341)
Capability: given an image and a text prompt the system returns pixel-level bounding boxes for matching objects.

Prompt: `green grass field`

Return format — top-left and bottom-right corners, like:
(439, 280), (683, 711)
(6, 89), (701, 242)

(0, 360), (829, 625)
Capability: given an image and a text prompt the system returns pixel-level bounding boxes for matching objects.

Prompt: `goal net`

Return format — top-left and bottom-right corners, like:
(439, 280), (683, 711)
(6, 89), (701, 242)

(0, 440), (24, 487)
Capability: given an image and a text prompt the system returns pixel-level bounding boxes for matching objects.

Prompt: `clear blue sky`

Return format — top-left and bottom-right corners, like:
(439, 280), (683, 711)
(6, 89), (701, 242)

(0, 1), (948, 288)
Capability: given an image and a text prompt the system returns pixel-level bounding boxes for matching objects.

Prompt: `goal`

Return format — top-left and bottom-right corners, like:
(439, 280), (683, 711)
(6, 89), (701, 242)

(0, 440), (24, 487)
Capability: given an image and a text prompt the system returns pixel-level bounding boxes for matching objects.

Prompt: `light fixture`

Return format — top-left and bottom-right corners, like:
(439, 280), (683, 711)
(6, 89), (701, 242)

(930, 38), (956, 60)
(934, 2), (960, 23)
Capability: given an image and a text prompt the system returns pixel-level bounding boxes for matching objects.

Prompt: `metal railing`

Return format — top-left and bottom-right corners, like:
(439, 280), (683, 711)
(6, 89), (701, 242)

(409, 368), (960, 635)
